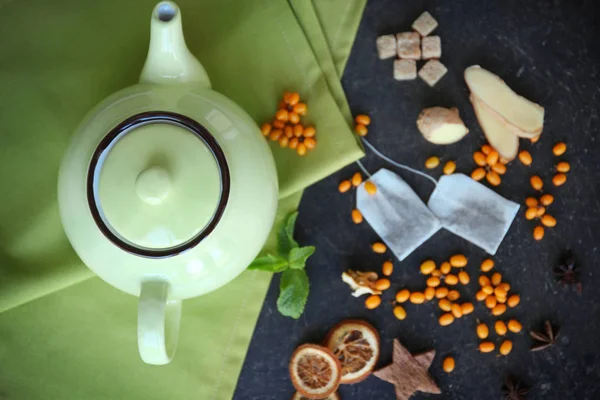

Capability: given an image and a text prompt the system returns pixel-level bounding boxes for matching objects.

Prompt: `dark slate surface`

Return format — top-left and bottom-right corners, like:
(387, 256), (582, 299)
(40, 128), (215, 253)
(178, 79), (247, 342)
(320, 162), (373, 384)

(234, 0), (600, 399)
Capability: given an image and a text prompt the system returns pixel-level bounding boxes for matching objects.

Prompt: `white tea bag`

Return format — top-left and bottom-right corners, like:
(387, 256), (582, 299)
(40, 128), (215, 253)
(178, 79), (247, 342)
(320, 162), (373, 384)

(357, 169), (441, 261)
(427, 174), (520, 255)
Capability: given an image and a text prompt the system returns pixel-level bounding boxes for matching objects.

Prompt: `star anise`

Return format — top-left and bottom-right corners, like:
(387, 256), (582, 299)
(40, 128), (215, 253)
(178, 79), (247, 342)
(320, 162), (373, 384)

(503, 375), (530, 400)
(530, 320), (559, 351)
(554, 251), (582, 293)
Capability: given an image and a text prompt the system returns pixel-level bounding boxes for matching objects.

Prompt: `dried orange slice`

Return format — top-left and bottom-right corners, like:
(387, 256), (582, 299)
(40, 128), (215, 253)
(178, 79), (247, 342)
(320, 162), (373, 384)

(325, 320), (380, 384)
(289, 344), (342, 399)
(291, 391), (341, 400)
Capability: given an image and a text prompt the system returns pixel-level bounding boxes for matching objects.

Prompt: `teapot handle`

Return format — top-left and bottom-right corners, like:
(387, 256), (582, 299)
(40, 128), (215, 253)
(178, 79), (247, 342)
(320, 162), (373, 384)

(137, 279), (182, 365)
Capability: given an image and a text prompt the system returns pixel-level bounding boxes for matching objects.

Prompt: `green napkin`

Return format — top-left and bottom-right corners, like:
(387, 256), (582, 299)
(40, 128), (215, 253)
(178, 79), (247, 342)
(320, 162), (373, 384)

(0, 0), (366, 398)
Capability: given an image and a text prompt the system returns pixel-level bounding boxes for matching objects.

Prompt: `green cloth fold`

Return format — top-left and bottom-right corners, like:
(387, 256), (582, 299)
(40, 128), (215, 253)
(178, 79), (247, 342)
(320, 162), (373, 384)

(0, 0), (366, 398)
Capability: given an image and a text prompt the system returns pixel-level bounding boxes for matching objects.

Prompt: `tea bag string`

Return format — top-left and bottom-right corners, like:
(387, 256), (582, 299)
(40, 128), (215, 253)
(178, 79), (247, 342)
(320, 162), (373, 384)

(360, 139), (438, 187)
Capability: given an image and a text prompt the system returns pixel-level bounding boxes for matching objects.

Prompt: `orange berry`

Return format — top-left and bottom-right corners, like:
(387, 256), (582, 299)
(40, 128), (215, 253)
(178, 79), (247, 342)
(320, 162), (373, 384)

(355, 124), (368, 136)
(450, 254), (468, 267)
(481, 144), (493, 155)
(556, 161), (570, 173)
(443, 356), (455, 373)
(420, 260), (436, 275)
(443, 161), (456, 175)
(485, 295), (497, 309)
(355, 114), (371, 126)
(279, 136), (289, 148)
(479, 275), (491, 287)
(293, 103), (307, 115)
(507, 295), (520, 308)
(508, 320), (522, 333)
(435, 287), (449, 298)
(304, 137), (317, 150)
(372, 242), (387, 254)
(288, 112), (300, 124)
(480, 259), (494, 272)
(499, 340), (513, 356)
(482, 285), (494, 295)
(491, 304), (507, 316)
(451, 303), (463, 318)
(351, 209), (363, 224)
(338, 180), (351, 193)
(494, 287), (507, 298)
(440, 262), (451, 275)
(427, 276), (441, 288)
(479, 342), (495, 353)
(374, 278), (391, 291)
(425, 156), (440, 169)
(364, 181), (377, 195)
(533, 225), (545, 241)
(393, 305), (407, 320)
(439, 313), (455, 326)
(530, 175), (543, 190)
(445, 274), (458, 285)
(486, 170), (501, 186)
(525, 197), (539, 207)
(486, 150), (499, 166)
(396, 289), (410, 303)
(438, 299), (452, 311)
(296, 143), (307, 156)
(269, 129), (282, 141)
(492, 163), (507, 175)
(273, 120), (285, 129)
(292, 124), (303, 137)
(365, 295), (381, 309)
(277, 100), (288, 110)
(477, 323), (489, 339)
(536, 206), (546, 217)
(382, 261), (393, 276)
(498, 283), (511, 292)
(473, 151), (487, 166)
(553, 173), (567, 186)
(447, 290), (460, 301)
(518, 150), (532, 166)
(530, 135), (540, 143)
(458, 271), (470, 285)
(491, 272), (502, 286)
(424, 287), (436, 301)
(351, 172), (363, 187)
(461, 302), (474, 315)
(289, 137), (299, 149)
(471, 167), (486, 181)
(260, 123), (272, 136)
(553, 142), (567, 156)
(495, 320), (507, 336)
(284, 125), (293, 138)
(303, 126), (316, 137)
(525, 207), (538, 220)
(540, 194), (554, 206)
(288, 92), (300, 106)
(275, 109), (289, 122)
(476, 290), (487, 301)
(282, 91), (293, 103)
(541, 214), (557, 227)
(409, 292), (425, 304)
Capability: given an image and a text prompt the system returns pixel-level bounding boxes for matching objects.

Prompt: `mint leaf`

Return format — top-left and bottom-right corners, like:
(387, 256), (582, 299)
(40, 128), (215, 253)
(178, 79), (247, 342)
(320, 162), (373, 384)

(247, 254), (289, 272)
(288, 246), (316, 270)
(277, 211), (299, 256)
(277, 269), (309, 319)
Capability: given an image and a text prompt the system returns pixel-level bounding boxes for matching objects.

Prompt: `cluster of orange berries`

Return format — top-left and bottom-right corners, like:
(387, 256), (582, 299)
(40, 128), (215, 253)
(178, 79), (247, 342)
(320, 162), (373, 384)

(471, 144), (507, 186)
(260, 91), (316, 156)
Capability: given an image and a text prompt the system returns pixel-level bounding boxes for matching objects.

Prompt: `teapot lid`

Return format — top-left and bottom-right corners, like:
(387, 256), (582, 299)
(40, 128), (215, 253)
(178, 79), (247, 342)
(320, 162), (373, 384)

(87, 112), (230, 258)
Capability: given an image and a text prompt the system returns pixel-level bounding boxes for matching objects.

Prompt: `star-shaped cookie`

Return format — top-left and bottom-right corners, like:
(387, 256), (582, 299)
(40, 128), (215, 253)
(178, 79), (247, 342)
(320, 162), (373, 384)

(373, 339), (441, 400)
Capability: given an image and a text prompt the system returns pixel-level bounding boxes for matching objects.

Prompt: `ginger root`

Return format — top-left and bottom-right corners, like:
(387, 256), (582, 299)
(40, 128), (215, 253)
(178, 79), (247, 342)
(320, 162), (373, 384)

(416, 106), (469, 145)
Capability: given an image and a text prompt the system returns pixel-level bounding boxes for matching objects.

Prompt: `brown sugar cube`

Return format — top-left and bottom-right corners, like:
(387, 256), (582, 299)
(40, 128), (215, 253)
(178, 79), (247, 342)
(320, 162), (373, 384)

(422, 36), (441, 59)
(418, 59), (447, 87)
(412, 11), (438, 36)
(396, 32), (421, 59)
(376, 35), (397, 59)
(394, 59), (417, 81)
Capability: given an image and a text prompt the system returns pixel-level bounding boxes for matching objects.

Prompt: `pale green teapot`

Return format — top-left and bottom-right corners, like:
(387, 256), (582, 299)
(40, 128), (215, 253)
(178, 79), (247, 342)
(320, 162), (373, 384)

(58, 1), (278, 365)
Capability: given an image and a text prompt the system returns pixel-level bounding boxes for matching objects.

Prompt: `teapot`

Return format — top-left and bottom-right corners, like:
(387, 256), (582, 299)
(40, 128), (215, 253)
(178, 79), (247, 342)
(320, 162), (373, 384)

(58, 1), (278, 365)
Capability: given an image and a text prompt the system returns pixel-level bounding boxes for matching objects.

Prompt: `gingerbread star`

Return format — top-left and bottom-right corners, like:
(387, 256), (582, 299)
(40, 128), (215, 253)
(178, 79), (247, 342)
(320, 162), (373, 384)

(373, 339), (441, 400)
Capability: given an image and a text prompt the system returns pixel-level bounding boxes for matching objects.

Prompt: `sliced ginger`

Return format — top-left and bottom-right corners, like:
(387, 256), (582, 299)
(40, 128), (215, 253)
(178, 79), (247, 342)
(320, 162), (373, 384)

(465, 66), (544, 136)
(470, 95), (519, 161)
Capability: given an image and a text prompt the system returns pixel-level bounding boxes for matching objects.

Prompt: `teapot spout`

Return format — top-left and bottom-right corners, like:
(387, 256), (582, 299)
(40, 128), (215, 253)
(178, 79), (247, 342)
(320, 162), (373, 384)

(140, 1), (211, 88)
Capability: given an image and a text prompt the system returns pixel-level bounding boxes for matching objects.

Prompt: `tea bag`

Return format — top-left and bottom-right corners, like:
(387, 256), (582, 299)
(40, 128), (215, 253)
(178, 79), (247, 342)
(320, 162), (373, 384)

(356, 169), (441, 261)
(427, 174), (520, 255)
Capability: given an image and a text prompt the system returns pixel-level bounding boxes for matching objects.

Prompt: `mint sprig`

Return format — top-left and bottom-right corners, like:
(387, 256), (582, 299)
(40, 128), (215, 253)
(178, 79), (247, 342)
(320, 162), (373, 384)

(247, 211), (314, 319)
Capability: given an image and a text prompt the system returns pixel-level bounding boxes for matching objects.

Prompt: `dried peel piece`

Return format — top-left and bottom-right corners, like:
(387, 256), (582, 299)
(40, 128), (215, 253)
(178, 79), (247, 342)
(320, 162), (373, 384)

(341, 270), (382, 297)
(291, 392), (340, 400)
(325, 320), (381, 384)
(289, 344), (342, 399)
